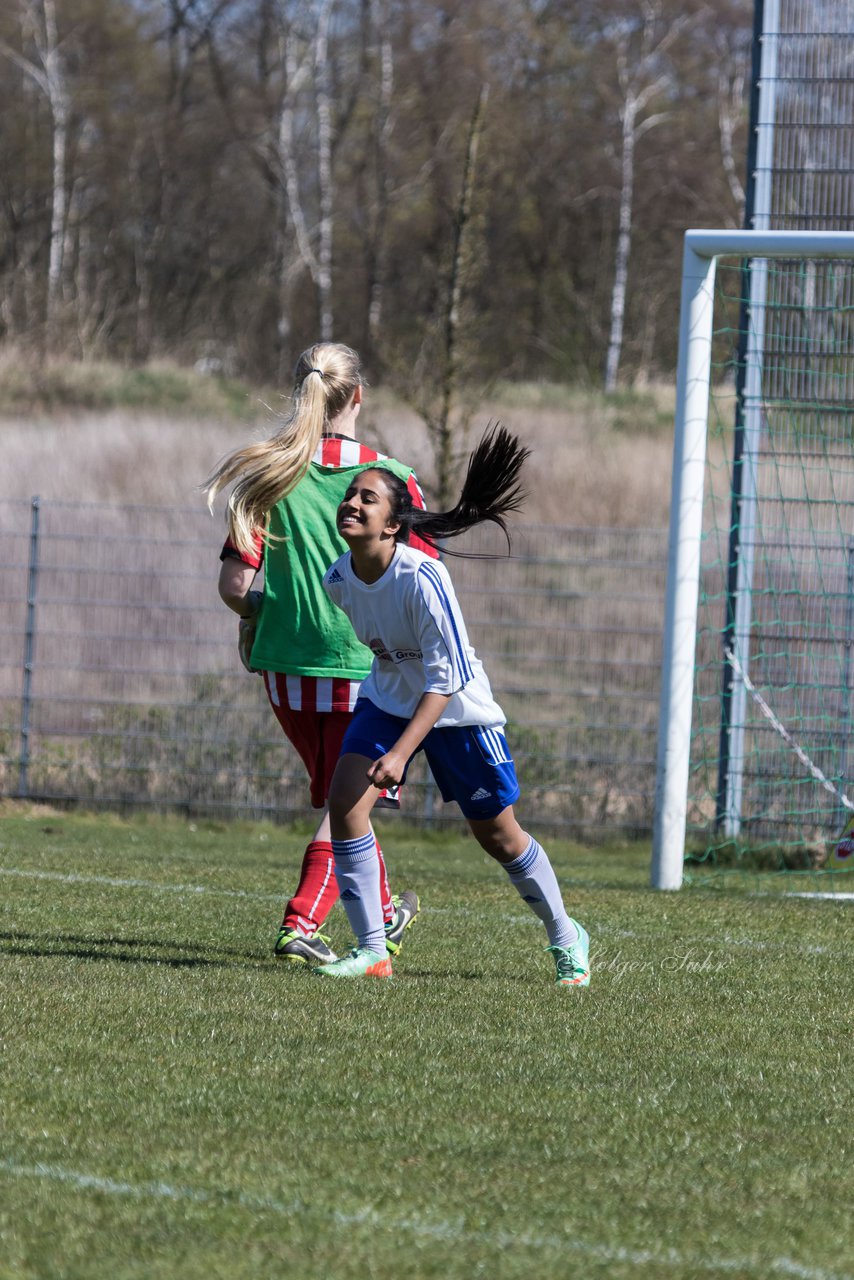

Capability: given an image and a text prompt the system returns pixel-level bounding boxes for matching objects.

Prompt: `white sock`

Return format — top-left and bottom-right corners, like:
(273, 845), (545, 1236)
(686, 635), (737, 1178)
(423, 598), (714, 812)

(331, 832), (386, 955)
(503, 835), (578, 948)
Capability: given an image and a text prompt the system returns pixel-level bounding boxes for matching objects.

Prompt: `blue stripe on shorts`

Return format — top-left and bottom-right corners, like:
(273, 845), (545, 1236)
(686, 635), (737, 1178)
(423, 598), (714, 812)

(340, 699), (520, 820)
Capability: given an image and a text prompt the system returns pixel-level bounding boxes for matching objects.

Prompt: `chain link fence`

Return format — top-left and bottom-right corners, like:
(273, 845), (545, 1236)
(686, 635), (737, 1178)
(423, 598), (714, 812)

(0, 497), (667, 838)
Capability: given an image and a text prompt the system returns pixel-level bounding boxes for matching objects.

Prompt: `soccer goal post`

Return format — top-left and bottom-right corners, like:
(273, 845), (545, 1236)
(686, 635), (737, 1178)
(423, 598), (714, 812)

(652, 229), (854, 890)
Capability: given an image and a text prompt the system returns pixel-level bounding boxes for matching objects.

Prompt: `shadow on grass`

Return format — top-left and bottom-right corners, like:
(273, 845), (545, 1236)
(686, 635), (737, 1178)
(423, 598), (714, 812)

(0, 929), (265, 969)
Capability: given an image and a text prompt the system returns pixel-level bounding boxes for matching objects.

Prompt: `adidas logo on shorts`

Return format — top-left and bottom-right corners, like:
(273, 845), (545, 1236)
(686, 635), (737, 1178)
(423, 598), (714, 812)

(470, 787), (492, 801)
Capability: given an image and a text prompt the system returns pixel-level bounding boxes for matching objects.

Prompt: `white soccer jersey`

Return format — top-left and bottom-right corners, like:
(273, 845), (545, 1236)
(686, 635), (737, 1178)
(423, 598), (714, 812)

(323, 542), (506, 729)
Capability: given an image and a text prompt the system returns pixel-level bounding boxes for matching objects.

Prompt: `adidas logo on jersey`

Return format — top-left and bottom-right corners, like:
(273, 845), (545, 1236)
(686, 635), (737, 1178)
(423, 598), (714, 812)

(470, 787), (492, 801)
(327, 568), (343, 583)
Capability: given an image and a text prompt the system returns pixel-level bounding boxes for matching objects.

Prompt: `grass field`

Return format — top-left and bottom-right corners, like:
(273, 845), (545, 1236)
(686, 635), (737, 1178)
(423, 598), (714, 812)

(0, 805), (852, 1280)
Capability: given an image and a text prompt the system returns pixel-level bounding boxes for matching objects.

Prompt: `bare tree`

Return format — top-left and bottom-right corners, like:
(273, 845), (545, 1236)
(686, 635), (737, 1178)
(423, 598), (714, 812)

(717, 32), (747, 219)
(208, 0), (337, 358)
(603, 2), (691, 393)
(434, 83), (490, 504)
(313, 0), (335, 339)
(0, 0), (70, 348)
(268, 0), (336, 340)
(0, 0), (753, 384)
(366, 0), (394, 353)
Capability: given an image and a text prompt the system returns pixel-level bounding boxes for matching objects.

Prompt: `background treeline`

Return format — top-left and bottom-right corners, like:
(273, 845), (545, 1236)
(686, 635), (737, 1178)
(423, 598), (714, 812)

(0, 0), (751, 391)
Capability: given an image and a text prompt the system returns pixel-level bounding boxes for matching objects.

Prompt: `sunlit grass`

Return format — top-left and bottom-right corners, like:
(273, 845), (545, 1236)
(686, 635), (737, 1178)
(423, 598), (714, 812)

(1, 806), (851, 1279)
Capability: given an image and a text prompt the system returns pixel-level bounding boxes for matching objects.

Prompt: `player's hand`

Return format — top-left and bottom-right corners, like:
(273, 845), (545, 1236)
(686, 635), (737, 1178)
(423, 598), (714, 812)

(237, 590), (263, 674)
(237, 618), (260, 673)
(240, 590), (263, 621)
(367, 753), (405, 789)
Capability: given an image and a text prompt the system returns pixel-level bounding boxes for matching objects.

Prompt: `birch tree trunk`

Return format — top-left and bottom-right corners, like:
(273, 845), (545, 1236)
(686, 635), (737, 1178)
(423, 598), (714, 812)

(435, 83), (489, 506)
(717, 46), (747, 219)
(604, 91), (637, 394)
(40, 0), (68, 339)
(367, 0), (394, 353)
(603, 4), (690, 392)
(209, 1), (331, 372)
(314, 0), (335, 341)
(0, 0), (70, 350)
(273, 0), (335, 346)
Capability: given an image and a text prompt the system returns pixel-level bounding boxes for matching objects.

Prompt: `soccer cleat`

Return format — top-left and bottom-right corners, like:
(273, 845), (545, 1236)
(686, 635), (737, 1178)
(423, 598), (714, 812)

(313, 946), (392, 979)
(274, 927), (338, 966)
(384, 890), (420, 956)
(546, 920), (590, 987)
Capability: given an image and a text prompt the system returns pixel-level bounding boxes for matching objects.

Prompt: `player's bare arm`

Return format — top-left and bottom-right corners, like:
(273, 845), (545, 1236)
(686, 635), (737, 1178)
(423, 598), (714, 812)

(366, 691), (452, 789)
(218, 558), (259, 616)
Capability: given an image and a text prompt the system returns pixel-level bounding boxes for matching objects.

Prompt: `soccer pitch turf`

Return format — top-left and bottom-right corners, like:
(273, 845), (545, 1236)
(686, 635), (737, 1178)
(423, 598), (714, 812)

(0, 806), (851, 1280)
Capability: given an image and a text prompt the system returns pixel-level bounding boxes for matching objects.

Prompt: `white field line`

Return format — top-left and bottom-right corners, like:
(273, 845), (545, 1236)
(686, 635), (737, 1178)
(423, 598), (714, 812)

(3, 864), (852, 914)
(0, 1157), (849, 1280)
(784, 892), (854, 901)
(0, 865), (282, 903)
(0, 867), (849, 957)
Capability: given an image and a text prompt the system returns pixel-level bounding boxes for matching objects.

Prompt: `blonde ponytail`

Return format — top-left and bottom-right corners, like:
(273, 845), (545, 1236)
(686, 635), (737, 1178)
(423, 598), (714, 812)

(204, 343), (363, 555)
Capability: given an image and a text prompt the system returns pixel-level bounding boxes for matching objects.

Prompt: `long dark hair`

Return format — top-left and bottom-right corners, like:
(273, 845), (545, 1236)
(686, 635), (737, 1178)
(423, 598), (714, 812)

(377, 422), (529, 554)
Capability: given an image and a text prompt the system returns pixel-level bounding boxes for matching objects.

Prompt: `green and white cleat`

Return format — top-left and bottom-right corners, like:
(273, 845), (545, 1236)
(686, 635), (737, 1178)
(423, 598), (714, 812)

(274, 927), (337, 965)
(313, 946), (392, 979)
(546, 921), (590, 987)
(385, 890), (420, 956)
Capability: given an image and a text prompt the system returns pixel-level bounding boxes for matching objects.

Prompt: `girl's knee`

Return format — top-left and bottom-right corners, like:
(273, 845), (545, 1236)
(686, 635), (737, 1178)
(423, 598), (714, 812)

(328, 754), (377, 833)
(471, 827), (513, 860)
(468, 811), (527, 862)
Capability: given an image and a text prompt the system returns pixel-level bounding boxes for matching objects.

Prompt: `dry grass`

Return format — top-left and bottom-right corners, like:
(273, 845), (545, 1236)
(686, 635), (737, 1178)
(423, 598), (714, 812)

(0, 376), (677, 527)
(0, 366), (675, 834)
(2, 410), (262, 509)
(486, 394), (676, 527)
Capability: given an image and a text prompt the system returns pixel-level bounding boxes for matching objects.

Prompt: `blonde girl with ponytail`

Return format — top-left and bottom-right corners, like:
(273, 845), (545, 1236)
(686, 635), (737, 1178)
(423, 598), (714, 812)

(206, 342), (439, 966)
(206, 344), (364, 556)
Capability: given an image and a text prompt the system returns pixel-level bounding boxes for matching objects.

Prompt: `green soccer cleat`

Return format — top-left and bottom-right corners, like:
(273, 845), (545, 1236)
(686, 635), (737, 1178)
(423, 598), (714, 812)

(546, 920), (590, 987)
(384, 890), (420, 956)
(274, 927), (337, 965)
(313, 946), (392, 979)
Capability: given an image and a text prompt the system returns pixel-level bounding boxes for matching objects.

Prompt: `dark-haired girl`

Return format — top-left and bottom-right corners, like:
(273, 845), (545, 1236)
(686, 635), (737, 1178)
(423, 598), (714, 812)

(317, 425), (591, 986)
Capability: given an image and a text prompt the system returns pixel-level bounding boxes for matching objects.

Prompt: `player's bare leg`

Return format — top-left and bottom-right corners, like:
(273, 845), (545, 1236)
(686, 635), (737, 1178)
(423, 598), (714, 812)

(275, 765), (407, 964)
(468, 806), (590, 987)
(314, 754), (393, 978)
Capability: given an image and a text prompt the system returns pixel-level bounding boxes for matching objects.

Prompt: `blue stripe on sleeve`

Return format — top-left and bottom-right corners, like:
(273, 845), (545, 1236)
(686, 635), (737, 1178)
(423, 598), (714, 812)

(417, 562), (474, 685)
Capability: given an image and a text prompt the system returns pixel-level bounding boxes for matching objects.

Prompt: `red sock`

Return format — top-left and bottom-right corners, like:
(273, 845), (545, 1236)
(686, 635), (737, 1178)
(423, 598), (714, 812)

(283, 837), (394, 932)
(282, 841), (338, 936)
(376, 838), (394, 925)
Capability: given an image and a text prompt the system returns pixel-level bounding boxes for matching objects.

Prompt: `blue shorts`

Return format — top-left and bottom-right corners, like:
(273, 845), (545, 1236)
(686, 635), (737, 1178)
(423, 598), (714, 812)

(340, 698), (521, 820)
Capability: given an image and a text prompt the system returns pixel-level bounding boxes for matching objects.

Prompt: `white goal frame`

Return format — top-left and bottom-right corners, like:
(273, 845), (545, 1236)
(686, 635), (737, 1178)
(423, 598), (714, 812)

(651, 229), (854, 890)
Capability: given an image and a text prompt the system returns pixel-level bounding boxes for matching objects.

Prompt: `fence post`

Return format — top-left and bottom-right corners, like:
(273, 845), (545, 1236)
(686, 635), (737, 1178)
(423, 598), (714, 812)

(17, 496), (41, 799)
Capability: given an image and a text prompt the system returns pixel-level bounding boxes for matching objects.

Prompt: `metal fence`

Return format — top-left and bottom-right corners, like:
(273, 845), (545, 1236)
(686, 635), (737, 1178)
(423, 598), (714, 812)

(761, 0), (854, 233)
(0, 497), (668, 837)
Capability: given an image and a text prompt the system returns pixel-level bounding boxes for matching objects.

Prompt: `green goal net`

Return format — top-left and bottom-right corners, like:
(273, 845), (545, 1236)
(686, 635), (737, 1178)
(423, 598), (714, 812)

(689, 252), (854, 882)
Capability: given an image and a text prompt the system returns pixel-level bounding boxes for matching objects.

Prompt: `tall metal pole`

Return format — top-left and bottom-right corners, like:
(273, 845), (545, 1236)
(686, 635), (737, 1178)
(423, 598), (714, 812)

(652, 241), (718, 889)
(17, 496), (41, 799)
(716, 0), (780, 837)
